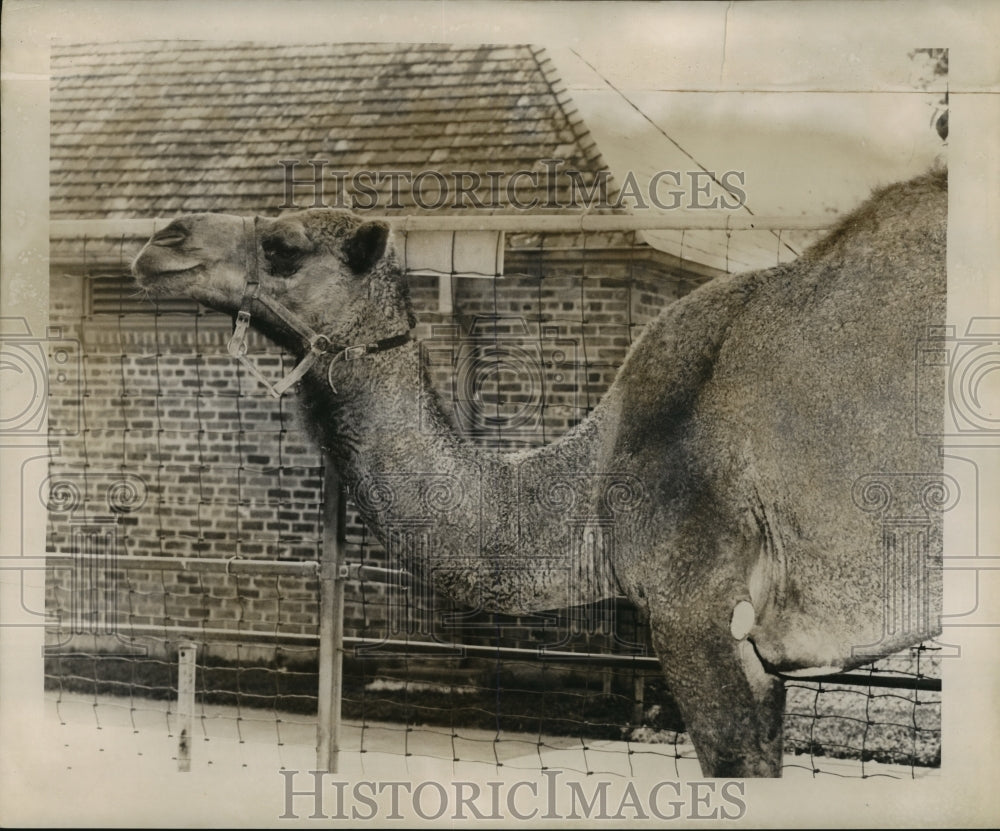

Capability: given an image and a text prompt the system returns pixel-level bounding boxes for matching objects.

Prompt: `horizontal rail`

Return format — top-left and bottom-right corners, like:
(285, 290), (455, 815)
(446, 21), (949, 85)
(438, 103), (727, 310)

(341, 637), (942, 692)
(51, 213), (833, 240)
(783, 671), (942, 692)
(44, 624), (941, 692)
(48, 622), (321, 644)
(47, 552), (320, 576)
(47, 552), (407, 581)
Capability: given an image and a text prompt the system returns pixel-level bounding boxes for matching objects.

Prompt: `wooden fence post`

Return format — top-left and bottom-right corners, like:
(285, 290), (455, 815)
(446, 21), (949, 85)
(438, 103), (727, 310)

(176, 641), (197, 772)
(317, 461), (346, 772)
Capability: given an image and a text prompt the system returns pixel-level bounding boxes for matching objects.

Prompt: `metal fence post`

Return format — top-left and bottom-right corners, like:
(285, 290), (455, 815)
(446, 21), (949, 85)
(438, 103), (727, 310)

(317, 461), (346, 772)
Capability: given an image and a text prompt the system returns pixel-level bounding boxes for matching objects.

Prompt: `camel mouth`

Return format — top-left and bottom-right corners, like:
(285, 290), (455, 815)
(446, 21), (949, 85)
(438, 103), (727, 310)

(132, 264), (204, 295)
(147, 265), (201, 279)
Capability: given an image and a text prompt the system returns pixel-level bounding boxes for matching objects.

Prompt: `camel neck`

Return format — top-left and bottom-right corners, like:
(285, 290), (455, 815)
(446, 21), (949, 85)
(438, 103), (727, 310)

(297, 339), (628, 613)
(305, 340), (474, 478)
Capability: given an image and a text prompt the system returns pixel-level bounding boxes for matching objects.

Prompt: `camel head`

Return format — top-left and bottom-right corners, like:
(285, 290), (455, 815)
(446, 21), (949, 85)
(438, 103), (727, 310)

(132, 209), (413, 354)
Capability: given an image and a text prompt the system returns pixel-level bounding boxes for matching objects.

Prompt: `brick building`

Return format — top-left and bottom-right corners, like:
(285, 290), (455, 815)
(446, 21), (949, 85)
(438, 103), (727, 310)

(46, 41), (730, 664)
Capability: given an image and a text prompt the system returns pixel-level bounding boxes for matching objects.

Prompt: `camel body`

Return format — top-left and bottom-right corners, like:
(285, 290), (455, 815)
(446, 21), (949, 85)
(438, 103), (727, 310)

(133, 168), (946, 777)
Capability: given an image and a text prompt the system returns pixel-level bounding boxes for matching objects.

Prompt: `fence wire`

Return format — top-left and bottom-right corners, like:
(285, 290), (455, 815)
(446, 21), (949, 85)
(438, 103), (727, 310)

(43, 223), (941, 778)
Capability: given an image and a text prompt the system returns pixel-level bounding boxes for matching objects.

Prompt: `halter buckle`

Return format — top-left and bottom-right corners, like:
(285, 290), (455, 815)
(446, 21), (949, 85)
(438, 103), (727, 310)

(227, 310), (253, 358)
(342, 344), (370, 361)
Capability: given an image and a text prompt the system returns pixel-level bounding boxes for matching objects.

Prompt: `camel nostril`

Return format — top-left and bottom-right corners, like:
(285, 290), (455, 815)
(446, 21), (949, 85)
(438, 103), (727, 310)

(152, 224), (188, 247)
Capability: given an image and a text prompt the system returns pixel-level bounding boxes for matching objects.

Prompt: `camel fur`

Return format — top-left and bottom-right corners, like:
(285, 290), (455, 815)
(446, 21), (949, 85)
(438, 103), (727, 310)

(132, 167), (946, 777)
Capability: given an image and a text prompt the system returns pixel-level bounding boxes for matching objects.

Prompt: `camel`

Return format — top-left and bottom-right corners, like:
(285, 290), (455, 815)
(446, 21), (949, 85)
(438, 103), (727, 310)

(132, 167), (946, 777)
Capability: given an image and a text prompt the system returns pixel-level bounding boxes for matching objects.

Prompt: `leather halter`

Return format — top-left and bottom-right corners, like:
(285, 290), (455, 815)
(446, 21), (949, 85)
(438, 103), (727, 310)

(226, 216), (411, 398)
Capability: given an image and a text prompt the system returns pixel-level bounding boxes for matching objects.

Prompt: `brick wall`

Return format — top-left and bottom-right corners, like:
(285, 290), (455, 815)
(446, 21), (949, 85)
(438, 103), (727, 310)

(46, 236), (705, 662)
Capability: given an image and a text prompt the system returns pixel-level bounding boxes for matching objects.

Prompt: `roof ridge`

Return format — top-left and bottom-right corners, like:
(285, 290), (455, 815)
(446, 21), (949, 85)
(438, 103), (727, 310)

(526, 44), (624, 214)
(51, 41), (535, 55)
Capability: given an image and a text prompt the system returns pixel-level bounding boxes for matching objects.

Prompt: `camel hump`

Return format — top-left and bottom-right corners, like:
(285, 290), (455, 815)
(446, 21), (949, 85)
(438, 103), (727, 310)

(800, 166), (946, 265)
(612, 168), (946, 453)
(611, 270), (763, 447)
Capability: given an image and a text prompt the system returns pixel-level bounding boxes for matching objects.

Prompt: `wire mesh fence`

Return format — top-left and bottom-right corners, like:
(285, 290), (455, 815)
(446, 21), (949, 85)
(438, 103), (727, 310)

(43, 219), (941, 778)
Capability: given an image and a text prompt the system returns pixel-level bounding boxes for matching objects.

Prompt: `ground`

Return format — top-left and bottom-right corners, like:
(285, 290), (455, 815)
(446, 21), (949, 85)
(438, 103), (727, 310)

(9, 690), (937, 827)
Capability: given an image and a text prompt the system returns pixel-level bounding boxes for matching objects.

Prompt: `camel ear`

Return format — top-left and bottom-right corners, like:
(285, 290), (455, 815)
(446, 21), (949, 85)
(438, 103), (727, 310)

(344, 221), (389, 274)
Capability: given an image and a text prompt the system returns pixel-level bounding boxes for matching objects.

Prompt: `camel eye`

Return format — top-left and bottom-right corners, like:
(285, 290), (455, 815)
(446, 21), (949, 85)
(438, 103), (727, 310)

(261, 228), (310, 277)
(262, 240), (299, 276)
(262, 238), (293, 258)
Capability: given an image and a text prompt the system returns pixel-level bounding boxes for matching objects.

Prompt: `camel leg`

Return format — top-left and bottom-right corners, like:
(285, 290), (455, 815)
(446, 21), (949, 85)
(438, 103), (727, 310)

(648, 611), (786, 778)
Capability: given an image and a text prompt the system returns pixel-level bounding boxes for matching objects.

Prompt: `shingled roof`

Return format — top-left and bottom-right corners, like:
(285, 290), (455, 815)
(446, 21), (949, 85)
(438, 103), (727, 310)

(50, 41), (615, 219)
